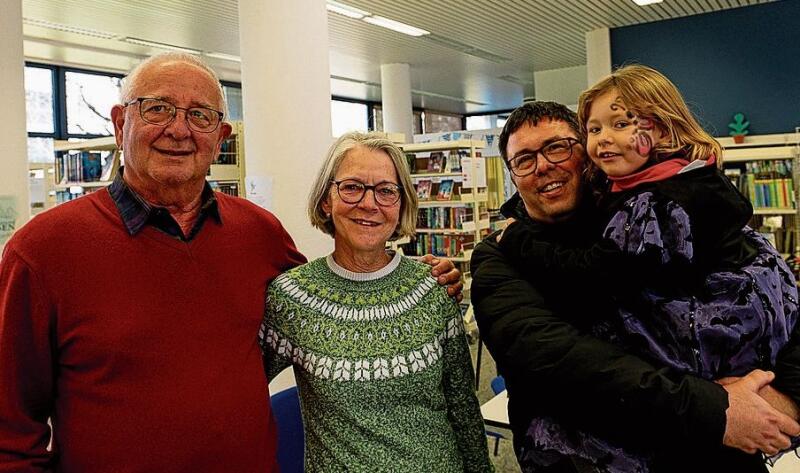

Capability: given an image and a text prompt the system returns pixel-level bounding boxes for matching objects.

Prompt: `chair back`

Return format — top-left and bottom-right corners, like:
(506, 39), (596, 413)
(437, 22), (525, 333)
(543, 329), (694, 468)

(490, 375), (506, 395)
(271, 386), (305, 473)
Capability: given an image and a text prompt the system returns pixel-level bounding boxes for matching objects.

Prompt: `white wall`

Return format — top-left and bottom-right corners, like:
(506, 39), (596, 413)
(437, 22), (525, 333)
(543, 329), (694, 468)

(533, 65), (587, 108)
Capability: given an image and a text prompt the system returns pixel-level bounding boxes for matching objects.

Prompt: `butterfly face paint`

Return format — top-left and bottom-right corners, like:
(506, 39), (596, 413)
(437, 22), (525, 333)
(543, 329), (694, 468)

(585, 90), (665, 178)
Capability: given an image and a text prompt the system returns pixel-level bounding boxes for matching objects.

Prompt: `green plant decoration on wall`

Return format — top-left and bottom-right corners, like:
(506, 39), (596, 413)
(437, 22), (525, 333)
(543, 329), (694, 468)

(728, 113), (750, 143)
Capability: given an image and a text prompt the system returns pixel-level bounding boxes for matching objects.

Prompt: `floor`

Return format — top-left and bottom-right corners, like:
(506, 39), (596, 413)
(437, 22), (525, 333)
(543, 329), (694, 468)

(469, 340), (521, 473)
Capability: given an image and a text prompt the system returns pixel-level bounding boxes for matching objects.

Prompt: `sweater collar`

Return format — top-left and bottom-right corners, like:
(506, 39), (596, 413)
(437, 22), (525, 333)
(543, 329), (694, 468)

(608, 155), (716, 192)
(326, 251), (401, 281)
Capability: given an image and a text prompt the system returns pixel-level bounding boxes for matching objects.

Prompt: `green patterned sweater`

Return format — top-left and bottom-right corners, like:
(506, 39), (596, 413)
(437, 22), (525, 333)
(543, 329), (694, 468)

(259, 253), (494, 473)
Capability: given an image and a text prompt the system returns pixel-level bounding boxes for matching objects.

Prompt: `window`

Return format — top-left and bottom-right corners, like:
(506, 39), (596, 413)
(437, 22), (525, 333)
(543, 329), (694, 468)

(466, 115), (495, 131)
(65, 70), (121, 136)
(331, 100), (368, 137)
(424, 111), (464, 133)
(25, 66), (55, 134)
(223, 84), (243, 121)
(372, 105), (422, 135)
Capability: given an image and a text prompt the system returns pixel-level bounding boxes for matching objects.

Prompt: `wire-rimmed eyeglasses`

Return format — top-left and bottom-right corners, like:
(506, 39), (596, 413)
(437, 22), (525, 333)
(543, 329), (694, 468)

(124, 97), (224, 133)
(506, 137), (580, 177)
(331, 179), (403, 206)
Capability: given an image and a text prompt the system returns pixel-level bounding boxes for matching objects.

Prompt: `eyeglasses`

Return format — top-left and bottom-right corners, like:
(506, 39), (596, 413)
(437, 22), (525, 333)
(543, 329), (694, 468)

(506, 137), (580, 177)
(124, 97), (224, 133)
(331, 179), (403, 206)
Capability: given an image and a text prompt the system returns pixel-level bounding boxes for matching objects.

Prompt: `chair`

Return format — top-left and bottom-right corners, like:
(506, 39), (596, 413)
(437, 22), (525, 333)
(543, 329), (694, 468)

(485, 375), (507, 456)
(490, 375), (506, 395)
(271, 386), (305, 473)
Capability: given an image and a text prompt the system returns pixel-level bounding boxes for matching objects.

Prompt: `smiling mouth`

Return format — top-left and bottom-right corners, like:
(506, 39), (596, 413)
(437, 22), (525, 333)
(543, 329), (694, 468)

(597, 151), (621, 159)
(538, 181), (565, 193)
(352, 219), (381, 227)
(156, 148), (193, 156)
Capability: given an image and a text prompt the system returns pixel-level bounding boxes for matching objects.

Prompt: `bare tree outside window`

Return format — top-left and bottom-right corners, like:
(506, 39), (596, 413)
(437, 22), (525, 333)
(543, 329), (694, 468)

(66, 71), (121, 136)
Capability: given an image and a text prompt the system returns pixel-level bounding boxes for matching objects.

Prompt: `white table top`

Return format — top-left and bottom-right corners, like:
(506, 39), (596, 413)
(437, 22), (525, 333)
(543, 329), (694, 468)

(480, 390), (509, 429)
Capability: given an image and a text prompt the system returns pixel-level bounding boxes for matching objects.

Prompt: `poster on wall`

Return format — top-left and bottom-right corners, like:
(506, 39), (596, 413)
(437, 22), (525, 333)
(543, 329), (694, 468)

(245, 175), (273, 211)
(0, 196), (18, 246)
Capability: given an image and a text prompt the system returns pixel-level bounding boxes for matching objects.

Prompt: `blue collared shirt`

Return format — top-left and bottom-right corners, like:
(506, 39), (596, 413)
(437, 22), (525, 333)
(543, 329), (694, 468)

(108, 167), (222, 241)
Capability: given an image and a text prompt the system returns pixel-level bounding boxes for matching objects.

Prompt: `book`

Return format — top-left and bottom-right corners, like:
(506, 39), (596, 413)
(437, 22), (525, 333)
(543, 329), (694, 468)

(427, 152), (444, 173)
(416, 179), (432, 200)
(81, 152), (102, 181)
(436, 179), (454, 200)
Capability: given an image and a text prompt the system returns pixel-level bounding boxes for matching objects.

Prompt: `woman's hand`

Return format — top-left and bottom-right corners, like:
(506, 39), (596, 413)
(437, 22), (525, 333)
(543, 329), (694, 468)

(495, 217), (517, 243)
(420, 255), (463, 302)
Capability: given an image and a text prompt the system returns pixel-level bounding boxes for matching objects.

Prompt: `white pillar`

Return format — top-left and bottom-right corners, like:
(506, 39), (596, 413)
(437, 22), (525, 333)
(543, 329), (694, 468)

(380, 63), (413, 142)
(238, 0), (333, 259)
(0, 0), (30, 254)
(586, 28), (612, 86)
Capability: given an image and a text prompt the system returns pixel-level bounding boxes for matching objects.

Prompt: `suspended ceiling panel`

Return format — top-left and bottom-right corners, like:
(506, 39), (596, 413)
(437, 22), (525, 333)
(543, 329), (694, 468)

(21, 0), (774, 113)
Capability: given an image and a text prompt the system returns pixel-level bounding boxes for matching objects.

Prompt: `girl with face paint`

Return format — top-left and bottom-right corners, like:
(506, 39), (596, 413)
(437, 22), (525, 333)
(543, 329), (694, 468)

(497, 65), (800, 472)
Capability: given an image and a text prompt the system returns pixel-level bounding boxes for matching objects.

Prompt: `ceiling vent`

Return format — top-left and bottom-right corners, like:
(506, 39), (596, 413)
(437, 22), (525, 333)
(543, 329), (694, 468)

(423, 34), (510, 63)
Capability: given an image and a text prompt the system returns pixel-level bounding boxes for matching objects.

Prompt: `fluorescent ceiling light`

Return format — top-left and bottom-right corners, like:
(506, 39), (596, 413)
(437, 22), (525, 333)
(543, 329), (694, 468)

(326, 1), (370, 19)
(123, 37), (201, 55)
(632, 0), (663, 5)
(23, 17), (117, 40)
(205, 52), (241, 62)
(362, 15), (429, 37)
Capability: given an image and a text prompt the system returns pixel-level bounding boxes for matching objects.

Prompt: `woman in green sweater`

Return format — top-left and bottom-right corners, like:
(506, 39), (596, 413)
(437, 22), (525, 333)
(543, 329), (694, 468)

(259, 131), (494, 472)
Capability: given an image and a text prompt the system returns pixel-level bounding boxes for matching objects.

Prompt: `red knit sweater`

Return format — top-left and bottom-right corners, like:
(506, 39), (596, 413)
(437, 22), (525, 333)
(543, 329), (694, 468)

(0, 189), (305, 473)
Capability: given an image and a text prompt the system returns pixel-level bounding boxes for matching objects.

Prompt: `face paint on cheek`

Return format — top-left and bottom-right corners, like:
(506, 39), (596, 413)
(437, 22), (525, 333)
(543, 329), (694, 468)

(628, 115), (656, 157)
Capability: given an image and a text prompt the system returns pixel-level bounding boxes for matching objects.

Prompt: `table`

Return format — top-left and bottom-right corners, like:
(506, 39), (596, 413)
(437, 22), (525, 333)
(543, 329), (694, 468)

(480, 390), (510, 429)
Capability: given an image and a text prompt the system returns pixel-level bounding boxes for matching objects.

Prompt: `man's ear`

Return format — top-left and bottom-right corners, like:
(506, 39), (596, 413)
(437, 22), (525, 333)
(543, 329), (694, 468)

(219, 121), (233, 142)
(111, 104), (126, 149)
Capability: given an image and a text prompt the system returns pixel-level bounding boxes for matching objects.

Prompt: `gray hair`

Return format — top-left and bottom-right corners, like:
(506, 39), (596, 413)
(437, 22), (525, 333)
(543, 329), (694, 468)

(119, 52), (228, 116)
(308, 131), (418, 240)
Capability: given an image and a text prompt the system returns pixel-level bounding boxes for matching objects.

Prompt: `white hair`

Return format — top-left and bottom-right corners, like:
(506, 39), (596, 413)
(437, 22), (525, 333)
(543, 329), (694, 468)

(120, 52), (228, 116)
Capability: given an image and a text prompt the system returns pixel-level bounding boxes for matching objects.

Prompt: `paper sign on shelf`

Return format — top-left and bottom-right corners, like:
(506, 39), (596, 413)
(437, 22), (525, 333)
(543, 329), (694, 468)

(460, 157), (487, 189)
(0, 196), (18, 246)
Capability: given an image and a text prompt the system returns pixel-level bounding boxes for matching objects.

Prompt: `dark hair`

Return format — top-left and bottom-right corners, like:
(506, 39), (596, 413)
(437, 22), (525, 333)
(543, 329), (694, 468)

(498, 101), (582, 161)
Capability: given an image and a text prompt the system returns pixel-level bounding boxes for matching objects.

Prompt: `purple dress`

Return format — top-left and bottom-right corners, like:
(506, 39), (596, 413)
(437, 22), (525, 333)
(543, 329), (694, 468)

(508, 168), (799, 472)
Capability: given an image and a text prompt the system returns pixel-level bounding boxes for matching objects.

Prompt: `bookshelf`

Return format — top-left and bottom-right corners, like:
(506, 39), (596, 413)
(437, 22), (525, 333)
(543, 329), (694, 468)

(53, 136), (120, 204)
(51, 121), (246, 204)
(397, 140), (490, 312)
(28, 163), (56, 215)
(720, 132), (800, 259)
(208, 121), (246, 197)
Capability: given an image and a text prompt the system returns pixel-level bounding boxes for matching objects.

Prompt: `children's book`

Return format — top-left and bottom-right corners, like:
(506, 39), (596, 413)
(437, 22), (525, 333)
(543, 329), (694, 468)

(427, 152), (444, 173)
(81, 152), (102, 181)
(436, 179), (454, 200)
(416, 179), (432, 200)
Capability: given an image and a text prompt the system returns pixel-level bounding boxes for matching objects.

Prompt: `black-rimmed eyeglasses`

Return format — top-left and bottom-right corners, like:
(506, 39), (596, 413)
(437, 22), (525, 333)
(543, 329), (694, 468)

(123, 97), (224, 133)
(506, 137), (580, 177)
(331, 179), (403, 206)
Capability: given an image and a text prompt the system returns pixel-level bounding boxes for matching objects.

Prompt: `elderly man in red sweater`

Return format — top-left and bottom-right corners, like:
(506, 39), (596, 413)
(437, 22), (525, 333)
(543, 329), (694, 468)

(0, 53), (461, 472)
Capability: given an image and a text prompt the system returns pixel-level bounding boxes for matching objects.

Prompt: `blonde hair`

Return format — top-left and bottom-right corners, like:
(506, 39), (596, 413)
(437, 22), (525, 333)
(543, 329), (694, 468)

(577, 64), (721, 164)
(307, 131), (418, 240)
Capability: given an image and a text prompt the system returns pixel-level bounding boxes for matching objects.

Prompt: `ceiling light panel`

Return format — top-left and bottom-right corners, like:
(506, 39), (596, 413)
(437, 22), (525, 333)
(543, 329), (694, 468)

(326, 1), (370, 19)
(362, 15), (429, 37)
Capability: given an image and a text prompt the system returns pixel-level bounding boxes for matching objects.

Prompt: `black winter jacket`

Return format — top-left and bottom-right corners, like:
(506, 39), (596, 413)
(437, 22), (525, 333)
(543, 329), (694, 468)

(470, 192), (789, 472)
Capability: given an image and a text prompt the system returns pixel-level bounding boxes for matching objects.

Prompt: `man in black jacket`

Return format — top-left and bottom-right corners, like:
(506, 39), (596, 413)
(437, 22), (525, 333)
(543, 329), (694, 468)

(470, 101), (800, 472)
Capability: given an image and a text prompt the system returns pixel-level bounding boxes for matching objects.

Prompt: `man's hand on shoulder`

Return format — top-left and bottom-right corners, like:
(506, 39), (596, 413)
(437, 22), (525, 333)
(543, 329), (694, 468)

(721, 369), (800, 455)
(420, 254), (463, 302)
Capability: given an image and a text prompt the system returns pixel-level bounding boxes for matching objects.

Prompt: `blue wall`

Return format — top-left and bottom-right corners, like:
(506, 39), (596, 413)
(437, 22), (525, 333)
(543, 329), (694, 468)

(610, 0), (800, 136)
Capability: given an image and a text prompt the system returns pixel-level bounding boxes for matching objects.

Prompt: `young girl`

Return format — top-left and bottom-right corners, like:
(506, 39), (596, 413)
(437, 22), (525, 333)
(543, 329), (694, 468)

(499, 65), (799, 472)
